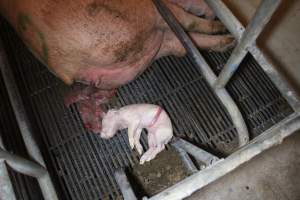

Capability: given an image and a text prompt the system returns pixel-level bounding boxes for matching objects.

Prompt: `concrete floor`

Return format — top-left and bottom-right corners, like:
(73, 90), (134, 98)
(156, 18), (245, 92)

(186, 132), (300, 200)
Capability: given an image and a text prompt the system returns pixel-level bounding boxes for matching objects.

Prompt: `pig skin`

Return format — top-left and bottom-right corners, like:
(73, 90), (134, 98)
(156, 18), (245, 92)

(0, 0), (235, 133)
(101, 104), (173, 164)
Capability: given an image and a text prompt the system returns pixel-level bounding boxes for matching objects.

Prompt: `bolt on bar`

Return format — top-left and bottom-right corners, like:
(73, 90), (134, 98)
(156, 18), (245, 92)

(172, 138), (219, 166)
(153, 0), (249, 147)
(114, 169), (137, 200)
(173, 145), (198, 174)
(149, 112), (300, 200)
(205, 0), (300, 112)
(0, 40), (59, 200)
(0, 137), (16, 200)
(214, 0), (282, 89)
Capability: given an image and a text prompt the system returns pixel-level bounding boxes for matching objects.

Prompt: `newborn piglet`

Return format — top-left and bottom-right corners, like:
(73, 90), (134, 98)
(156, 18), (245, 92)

(101, 104), (173, 164)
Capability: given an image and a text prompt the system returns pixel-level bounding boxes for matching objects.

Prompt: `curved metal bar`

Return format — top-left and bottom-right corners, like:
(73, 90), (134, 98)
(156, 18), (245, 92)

(153, 0), (249, 146)
(205, 0), (300, 112)
(0, 147), (47, 178)
(0, 40), (58, 200)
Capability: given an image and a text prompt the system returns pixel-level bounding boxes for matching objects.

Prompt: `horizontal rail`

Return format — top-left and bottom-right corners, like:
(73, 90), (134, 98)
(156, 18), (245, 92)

(149, 112), (300, 200)
(214, 0), (282, 88)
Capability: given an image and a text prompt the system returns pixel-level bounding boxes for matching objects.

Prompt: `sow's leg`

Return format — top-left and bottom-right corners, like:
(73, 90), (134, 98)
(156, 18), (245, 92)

(169, 0), (215, 19)
(156, 0), (235, 58)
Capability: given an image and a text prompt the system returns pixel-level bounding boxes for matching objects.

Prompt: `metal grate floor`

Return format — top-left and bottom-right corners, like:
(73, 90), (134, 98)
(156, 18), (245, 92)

(0, 17), (294, 200)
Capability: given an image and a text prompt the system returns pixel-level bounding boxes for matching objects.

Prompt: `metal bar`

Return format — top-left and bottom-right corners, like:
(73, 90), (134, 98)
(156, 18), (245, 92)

(149, 112), (300, 200)
(172, 138), (219, 166)
(153, 0), (249, 147)
(114, 169), (137, 200)
(0, 137), (17, 200)
(0, 40), (59, 200)
(0, 147), (47, 178)
(0, 161), (16, 200)
(249, 46), (300, 112)
(214, 0), (281, 88)
(205, 0), (300, 112)
(173, 145), (198, 174)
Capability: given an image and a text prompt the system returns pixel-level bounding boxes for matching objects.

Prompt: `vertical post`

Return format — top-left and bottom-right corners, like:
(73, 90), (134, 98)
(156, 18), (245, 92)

(214, 0), (282, 88)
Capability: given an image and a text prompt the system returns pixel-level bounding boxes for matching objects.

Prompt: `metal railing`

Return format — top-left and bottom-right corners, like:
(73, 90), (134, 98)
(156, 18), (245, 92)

(153, 0), (249, 147)
(205, 0), (300, 112)
(214, 0), (281, 88)
(0, 40), (58, 200)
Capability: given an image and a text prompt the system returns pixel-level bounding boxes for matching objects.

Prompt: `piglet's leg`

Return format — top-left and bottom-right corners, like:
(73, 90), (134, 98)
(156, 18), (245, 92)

(140, 133), (165, 164)
(128, 123), (140, 150)
(140, 144), (165, 165)
(162, 2), (223, 34)
(156, 30), (235, 58)
(134, 128), (143, 155)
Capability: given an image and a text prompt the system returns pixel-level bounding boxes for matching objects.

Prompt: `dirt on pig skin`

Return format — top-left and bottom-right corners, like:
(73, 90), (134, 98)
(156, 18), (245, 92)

(0, 0), (235, 134)
(131, 148), (189, 197)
